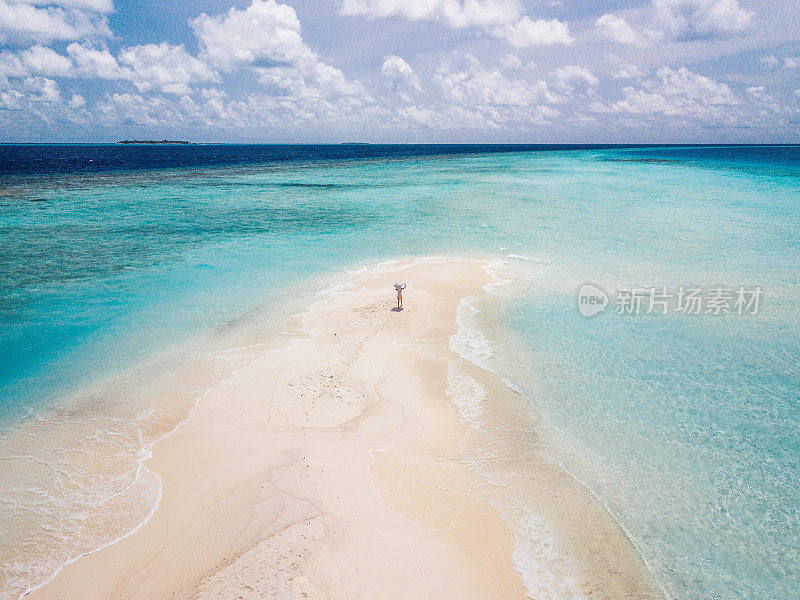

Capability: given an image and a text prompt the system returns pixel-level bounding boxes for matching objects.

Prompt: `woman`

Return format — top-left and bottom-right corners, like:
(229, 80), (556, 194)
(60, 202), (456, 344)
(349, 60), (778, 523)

(394, 282), (406, 309)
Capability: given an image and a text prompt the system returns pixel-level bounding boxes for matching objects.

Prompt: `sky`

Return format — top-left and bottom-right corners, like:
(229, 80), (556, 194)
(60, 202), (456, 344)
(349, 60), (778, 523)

(0, 0), (798, 143)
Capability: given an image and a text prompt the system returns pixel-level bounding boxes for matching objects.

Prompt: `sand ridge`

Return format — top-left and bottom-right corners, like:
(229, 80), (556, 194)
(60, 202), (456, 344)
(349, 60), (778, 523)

(25, 257), (661, 600)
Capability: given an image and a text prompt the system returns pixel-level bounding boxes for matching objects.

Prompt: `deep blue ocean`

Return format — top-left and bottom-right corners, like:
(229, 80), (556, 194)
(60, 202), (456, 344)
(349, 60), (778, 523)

(1, 144), (798, 600)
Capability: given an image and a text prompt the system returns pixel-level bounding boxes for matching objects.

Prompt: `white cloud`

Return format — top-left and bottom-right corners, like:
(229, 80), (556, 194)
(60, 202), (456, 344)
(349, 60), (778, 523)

(0, 52), (25, 77)
(41, 48), (570, 132)
(612, 65), (646, 79)
(533, 104), (561, 122)
(395, 104), (501, 129)
(32, 1), (113, 11)
(21, 45), (73, 76)
(598, 66), (739, 121)
(1, 0), (791, 139)
(553, 65), (598, 95)
(341, 0), (520, 28)
(342, 0), (570, 47)
(501, 54), (523, 70)
(254, 56), (365, 100)
(0, 45), (72, 77)
(0, 0), (112, 43)
(437, 54), (555, 107)
(3, 1), (374, 132)
(0, 86), (24, 109)
(192, 0), (364, 101)
(0, 42), (134, 84)
(760, 55), (800, 70)
(658, 66), (736, 104)
(653, 0), (752, 40)
(759, 55), (780, 69)
(381, 55), (421, 93)
(23, 75), (61, 102)
(67, 43), (129, 79)
(491, 15), (571, 47)
(595, 14), (640, 44)
(98, 92), (179, 126)
(192, 0), (306, 71)
(188, 91), (379, 129)
(597, 89), (669, 114)
(118, 43), (217, 95)
(68, 93), (85, 108)
(746, 85), (784, 114)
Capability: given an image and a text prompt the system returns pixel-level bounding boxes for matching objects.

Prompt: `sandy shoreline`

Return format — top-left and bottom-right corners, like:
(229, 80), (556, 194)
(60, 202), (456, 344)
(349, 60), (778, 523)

(22, 257), (662, 600)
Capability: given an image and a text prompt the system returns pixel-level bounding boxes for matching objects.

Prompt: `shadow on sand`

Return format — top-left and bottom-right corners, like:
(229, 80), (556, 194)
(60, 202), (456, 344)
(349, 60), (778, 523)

(391, 307), (403, 312)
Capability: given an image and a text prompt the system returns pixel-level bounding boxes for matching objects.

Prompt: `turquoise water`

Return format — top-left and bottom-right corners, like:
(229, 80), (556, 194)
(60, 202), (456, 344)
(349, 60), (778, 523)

(1, 146), (798, 599)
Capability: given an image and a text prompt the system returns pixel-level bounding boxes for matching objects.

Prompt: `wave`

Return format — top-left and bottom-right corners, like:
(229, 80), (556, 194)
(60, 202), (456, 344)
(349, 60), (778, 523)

(446, 258), (667, 600)
(446, 260), (593, 600)
(444, 361), (588, 600)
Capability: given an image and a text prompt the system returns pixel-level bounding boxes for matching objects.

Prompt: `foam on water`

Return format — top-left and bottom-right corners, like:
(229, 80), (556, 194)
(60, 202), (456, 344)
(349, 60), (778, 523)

(445, 365), (486, 425)
(446, 258), (597, 599)
(0, 274), (351, 600)
(4, 464), (162, 600)
(506, 253), (550, 264)
(451, 299), (495, 366)
(510, 506), (586, 600)
(0, 406), (168, 600)
(447, 257), (682, 599)
(445, 359), (590, 600)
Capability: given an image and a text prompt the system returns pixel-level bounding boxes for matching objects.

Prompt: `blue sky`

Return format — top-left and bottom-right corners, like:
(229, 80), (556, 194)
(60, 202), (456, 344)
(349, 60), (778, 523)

(0, 0), (798, 142)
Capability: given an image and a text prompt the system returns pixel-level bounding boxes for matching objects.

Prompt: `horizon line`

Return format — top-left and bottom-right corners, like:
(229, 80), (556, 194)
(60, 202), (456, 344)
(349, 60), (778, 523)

(2, 142), (800, 147)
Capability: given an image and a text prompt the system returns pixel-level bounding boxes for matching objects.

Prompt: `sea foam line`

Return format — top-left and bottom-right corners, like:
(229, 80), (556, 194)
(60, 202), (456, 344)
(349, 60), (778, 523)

(447, 257), (672, 600)
(6, 281), (330, 600)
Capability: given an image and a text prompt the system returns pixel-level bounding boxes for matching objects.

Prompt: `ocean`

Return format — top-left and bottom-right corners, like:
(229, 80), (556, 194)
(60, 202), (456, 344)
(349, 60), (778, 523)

(1, 144), (798, 599)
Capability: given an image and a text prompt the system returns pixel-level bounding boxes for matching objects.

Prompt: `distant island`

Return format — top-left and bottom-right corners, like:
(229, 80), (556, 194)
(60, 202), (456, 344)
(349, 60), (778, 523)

(117, 140), (191, 145)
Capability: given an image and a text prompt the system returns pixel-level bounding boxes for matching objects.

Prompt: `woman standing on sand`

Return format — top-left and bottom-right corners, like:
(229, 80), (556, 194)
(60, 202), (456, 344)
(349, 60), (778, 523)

(394, 282), (406, 309)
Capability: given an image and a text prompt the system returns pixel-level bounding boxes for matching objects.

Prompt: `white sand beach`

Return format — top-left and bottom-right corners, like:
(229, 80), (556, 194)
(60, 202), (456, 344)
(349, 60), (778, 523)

(24, 257), (663, 600)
